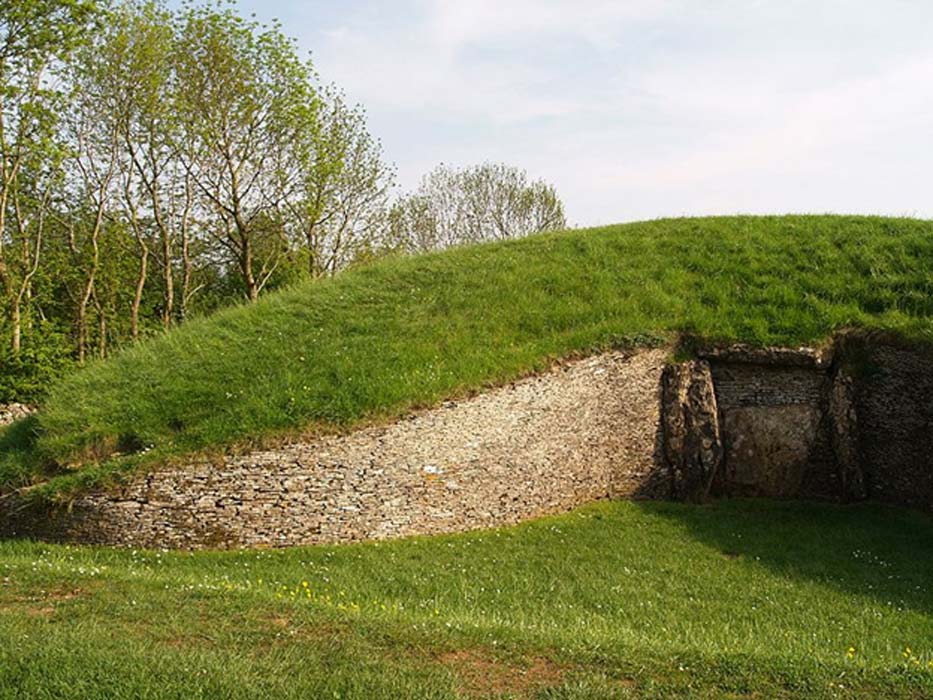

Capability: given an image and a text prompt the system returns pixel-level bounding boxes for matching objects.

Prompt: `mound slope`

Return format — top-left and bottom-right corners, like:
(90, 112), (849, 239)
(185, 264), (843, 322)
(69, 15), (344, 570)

(5, 214), (933, 495)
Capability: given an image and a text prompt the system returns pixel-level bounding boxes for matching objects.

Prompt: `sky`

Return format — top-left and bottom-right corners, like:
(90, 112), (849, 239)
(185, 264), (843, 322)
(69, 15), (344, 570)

(184, 1), (933, 227)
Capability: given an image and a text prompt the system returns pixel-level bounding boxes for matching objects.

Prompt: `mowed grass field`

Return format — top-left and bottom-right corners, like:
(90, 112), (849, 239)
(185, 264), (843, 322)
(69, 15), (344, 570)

(4, 215), (933, 499)
(1, 500), (930, 699)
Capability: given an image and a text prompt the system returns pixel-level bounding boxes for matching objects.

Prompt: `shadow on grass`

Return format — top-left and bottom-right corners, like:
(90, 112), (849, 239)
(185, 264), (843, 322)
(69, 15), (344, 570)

(634, 498), (933, 616)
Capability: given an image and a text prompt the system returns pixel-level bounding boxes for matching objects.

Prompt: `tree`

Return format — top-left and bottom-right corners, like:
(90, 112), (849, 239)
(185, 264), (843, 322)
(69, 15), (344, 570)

(174, 5), (317, 301)
(103, 0), (179, 334)
(0, 0), (98, 353)
(70, 0), (164, 341)
(388, 163), (566, 254)
(282, 87), (395, 278)
(62, 10), (128, 361)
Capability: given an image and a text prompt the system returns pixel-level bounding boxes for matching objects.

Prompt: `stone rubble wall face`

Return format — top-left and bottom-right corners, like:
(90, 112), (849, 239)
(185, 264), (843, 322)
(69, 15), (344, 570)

(854, 345), (933, 510)
(0, 404), (34, 427)
(710, 363), (826, 408)
(4, 340), (932, 550)
(23, 349), (668, 549)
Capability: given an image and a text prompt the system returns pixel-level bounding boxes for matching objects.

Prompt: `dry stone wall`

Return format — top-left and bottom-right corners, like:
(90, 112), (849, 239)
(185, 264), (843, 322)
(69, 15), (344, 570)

(6, 349), (668, 549)
(3, 336), (931, 550)
(0, 404), (34, 427)
(850, 342), (933, 511)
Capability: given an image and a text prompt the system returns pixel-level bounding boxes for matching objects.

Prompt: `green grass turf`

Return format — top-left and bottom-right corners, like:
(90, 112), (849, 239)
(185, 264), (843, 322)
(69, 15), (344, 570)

(0, 500), (930, 699)
(3, 214), (933, 496)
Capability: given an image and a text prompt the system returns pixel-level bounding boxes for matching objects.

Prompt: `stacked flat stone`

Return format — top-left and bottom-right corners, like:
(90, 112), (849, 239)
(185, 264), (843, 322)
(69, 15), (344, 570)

(0, 404), (34, 427)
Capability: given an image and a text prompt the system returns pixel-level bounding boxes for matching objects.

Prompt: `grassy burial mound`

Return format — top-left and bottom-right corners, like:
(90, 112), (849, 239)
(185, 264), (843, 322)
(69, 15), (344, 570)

(3, 214), (933, 496)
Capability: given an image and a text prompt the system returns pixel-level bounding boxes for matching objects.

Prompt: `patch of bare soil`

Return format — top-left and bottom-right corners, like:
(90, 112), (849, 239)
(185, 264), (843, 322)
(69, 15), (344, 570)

(0, 585), (88, 618)
(439, 648), (567, 698)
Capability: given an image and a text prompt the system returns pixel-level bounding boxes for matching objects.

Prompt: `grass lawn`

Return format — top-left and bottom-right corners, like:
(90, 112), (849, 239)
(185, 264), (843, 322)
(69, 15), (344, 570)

(0, 500), (930, 699)
(4, 215), (933, 499)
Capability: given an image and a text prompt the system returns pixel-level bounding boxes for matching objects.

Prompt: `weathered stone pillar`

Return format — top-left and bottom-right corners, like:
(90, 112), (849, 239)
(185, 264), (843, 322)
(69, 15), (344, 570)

(662, 360), (723, 501)
(829, 366), (866, 501)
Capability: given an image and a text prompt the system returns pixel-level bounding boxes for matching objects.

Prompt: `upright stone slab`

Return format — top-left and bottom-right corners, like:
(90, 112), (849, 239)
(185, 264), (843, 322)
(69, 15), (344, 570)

(829, 367), (865, 501)
(661, 360), (723, 501)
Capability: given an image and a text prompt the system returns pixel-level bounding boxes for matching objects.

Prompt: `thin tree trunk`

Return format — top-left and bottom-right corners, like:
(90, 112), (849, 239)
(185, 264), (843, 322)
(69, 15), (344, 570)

(98, 310), (107, 359)
(76, 299), (88, 362)
(75, 228), (101, 364)
(180, 229), (192, 321)
(10, 301), (21, 354)
(131, 245), (148, 340)
(162, 235), (174, 328)
(77, 275), (95, 363)
(236, 218), (258, 301)
(77, 235), (101, 363)
(178, 169), (196, 322)
(149, 178), (174, 328)
(243, 244), (258, 301)
(307, 228), (316, 277)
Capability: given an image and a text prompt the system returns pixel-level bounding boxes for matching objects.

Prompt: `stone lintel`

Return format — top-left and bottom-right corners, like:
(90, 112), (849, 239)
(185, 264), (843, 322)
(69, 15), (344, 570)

(696, 343), (832, 368)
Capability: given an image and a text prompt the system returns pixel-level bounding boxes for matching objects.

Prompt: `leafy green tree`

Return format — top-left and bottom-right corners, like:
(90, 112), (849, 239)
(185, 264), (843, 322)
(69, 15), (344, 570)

(282, 86), (395, 278)
(174, 5), (317, 300)
(95, 0), (179, 335)
(0, 0), (98, 354)
(388, 163), (566, 253)
(63, 13), (127, 361)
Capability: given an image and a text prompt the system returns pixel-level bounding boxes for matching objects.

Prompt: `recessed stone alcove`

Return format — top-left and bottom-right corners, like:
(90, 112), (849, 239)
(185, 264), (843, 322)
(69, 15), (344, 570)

(663, 337), (932, 509)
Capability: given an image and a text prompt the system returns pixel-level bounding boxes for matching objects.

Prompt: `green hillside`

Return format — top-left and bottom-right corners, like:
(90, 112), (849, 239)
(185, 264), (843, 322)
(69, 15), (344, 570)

(3, 215), (933, 495)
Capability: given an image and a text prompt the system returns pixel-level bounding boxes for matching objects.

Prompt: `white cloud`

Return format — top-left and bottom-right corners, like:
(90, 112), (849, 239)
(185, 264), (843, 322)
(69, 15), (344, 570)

(614, 53), (933, 187)
(251, 0), (933, 225)
(422, 0), (672, 51)
(312, 15), (593, 124)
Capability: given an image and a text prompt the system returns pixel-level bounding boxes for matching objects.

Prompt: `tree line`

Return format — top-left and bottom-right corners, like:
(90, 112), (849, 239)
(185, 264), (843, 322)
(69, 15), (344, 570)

(0, 0), (566, 401)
